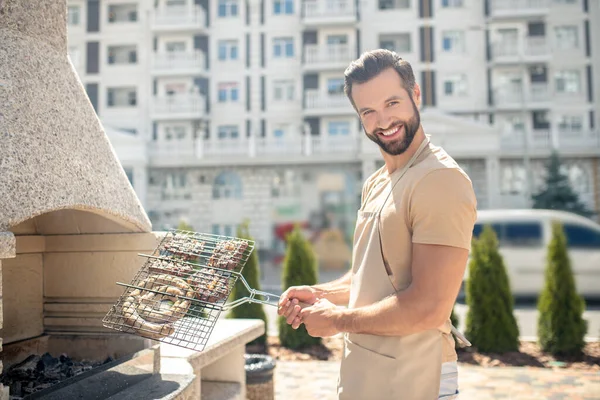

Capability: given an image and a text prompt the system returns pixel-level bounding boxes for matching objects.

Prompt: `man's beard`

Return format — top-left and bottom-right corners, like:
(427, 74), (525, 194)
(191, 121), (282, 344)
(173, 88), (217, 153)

(365, 98), (420, 156)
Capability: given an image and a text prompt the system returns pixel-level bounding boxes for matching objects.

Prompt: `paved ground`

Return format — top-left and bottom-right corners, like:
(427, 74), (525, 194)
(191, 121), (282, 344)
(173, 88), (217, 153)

(273, 360), (600, 400)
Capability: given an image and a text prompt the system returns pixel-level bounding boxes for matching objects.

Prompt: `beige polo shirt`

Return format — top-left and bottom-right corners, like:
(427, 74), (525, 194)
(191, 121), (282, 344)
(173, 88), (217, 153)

(360, 141), (477, 362)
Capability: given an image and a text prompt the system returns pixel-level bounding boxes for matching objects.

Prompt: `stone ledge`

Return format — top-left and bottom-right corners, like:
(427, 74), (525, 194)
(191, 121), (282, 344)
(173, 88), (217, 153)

(201, 380), (242, 400)
(160, 319), (265, 369)
(0, 232), (16, 259)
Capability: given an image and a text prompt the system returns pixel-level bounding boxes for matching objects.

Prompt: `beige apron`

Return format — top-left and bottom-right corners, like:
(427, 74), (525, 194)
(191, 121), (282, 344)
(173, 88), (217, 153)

(337, 138), (449, 400)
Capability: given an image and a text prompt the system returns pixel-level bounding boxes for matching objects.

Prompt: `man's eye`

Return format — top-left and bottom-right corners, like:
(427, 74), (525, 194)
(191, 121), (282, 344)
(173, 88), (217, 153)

(388, 101), (399, 106)
(362, 110), (372, 116)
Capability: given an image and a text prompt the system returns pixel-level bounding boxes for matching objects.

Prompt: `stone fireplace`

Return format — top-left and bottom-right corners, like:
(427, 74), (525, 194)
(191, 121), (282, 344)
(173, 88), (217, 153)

(0, 1), (264, 398)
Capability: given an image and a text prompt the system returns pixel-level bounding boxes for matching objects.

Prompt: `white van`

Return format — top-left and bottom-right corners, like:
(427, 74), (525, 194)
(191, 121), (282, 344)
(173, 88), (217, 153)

(463, 209), (600, 298)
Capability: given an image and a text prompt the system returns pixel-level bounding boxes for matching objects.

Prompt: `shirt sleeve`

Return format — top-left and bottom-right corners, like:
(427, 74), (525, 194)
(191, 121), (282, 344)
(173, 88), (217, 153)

(410, 168), (478, 250)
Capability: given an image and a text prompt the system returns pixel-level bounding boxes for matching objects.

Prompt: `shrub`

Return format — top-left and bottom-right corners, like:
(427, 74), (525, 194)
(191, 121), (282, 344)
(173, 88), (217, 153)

(465, 225), (520, 353)
(278, 225), (321, 349)
(537, 221), (587, 356)
(227, 221), (268, 346)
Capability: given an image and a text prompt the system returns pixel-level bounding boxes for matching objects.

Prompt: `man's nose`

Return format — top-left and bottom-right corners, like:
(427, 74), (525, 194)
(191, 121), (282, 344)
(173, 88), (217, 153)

(376, 111), (395, 130)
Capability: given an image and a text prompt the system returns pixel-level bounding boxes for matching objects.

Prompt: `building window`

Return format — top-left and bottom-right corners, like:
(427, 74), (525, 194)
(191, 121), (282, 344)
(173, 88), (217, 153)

(441, 0), (463, 7)
(379, 33), (411, 53)
(107, 45), (137, 65)
(328, 121), (350, 136)
(532, 110), (550, 130)
(108, 4), (138, 23)
(443, 74), (468, 96)
(554, 26), (579, 49)
(442, 30), (465, 53)
(107, 87), (137, 107)
(68, 46), (79, 68)
(273, 128), (285, 137)
(165, 126), (187, 140)
(379, 0), (410, 9)
(273, 37), (294, 58)
(218, 82), (239, 102)
(555, 70), (580, 94)
(500, 162), (526, 195)
(218, 40), (238, 60)
(217, 125), (239, 139)
(218, 0), (238, 17)
(273, 80), (295, 101)
(327, 78), (344, 95)
(67, 5), (80, 25)
(558, 115), (583, 133)
(213, 171), (243, 199)
(166, 41), (186, 52)
(274, 0), (294, 14)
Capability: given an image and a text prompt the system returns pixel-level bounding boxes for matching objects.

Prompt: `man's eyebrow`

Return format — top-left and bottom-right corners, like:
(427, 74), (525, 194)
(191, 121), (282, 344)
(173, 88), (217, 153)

(358, 95), (403, 113)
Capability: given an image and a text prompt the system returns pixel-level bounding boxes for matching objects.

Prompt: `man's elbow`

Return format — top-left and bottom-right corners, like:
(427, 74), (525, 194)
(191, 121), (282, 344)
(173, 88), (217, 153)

(421, 302), (451, 331)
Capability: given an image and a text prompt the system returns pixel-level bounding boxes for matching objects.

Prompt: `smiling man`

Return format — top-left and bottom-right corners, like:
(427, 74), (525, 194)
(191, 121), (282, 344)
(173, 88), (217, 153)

(278, 49), (477, 399)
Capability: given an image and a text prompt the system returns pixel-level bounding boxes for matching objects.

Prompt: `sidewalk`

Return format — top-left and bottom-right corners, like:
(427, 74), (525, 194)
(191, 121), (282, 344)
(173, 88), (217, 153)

(274, 360), (600, 399)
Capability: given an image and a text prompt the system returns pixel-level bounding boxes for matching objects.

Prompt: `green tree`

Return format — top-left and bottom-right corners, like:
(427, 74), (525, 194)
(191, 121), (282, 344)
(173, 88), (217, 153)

(537, 221), (587, 356)
(177, 219), (194, 231)
(227, 221), (268, 346)
(532, 151), (595, 218)
(278, 225), (321, 349)
(465, 225), (520, 353)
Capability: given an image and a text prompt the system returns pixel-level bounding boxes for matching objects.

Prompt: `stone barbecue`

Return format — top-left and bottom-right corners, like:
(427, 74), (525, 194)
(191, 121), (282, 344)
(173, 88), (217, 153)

(0, 1), (264, 399)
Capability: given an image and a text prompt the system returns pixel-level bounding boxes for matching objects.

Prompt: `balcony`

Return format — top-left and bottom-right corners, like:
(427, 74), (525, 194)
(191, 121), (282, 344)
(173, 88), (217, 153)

(493, 83), (551, 108)
(151, 94), (206, 120)
(489, 0), (549, 18)
(152, 5), (207, 31)
(304, 90), (354, 115)
(500, 129), (600, 155)
(303, 44), (354, 70)
(491, 37), (549, 63)
(147, 134), (361, 166)
(302, 0), (356, 25)
(152, 51), (207, 75)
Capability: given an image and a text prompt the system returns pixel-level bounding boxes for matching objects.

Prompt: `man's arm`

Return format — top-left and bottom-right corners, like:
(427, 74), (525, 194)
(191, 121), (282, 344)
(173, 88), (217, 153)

(334, 243), (467, 336)
(313, 270), (352, 305)
(300, 168), (477, 338)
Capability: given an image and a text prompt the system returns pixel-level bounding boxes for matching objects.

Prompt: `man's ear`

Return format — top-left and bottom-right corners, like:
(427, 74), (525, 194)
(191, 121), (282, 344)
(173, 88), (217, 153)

(413, 83), (422, 108)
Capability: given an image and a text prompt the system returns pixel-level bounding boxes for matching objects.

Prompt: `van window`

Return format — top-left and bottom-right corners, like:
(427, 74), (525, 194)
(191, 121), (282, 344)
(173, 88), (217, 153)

(473, 222), (542, 247)
(504, 223), (543, 246)
(563, 224), (600, 249)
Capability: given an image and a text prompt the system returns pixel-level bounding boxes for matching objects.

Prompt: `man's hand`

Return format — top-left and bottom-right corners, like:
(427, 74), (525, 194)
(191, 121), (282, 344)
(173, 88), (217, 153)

(278, 285), (318, 328)
(300, 298), (341, 337)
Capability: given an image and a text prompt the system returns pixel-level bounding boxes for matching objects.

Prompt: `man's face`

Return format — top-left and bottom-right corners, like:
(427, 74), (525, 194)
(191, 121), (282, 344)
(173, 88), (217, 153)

(351, 68), (421, 156)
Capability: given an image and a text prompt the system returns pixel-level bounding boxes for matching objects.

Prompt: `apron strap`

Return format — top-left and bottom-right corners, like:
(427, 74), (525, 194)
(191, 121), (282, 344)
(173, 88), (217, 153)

(376, 137), (430, 278)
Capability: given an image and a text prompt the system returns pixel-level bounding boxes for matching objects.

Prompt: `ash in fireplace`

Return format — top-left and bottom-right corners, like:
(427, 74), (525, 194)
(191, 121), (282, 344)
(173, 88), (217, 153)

(0, 352), (114, 399)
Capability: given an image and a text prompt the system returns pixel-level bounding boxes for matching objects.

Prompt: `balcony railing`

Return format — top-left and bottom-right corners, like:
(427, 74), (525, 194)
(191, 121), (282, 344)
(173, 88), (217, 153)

(153, 5), (206, 29)
(493, 83), (551, 106)
(148, 134), (361, 161)
(500, 129), (600, 151)
(304, 91), (352, 111)
(152, 95), (206, 117)
(152, 51), (206, 72)
(302, 0), (356, 21)
(304, 44), (354, 65)
(492, 37), (549, 61)
(489, 0), (549, 16)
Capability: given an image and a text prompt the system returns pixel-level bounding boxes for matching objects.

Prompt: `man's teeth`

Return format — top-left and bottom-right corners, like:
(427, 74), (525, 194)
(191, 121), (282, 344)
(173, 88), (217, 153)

(382, 126), (400, 136)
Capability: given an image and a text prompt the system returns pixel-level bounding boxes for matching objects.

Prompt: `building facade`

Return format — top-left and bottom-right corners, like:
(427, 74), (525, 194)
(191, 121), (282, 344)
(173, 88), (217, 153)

(66, 0), (600, 260)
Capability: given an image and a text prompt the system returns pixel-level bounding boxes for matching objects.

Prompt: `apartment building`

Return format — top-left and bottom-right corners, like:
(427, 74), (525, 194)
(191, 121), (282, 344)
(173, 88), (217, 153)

(66, 0), (600, 255)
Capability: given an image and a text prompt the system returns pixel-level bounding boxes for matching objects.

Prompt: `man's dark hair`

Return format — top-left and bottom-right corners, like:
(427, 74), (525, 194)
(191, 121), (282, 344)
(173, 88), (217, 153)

(344, 49), (416, 110)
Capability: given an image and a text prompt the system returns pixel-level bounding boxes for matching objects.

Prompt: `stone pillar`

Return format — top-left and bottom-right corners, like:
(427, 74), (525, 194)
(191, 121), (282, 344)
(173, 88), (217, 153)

(0, 232), (16, 400)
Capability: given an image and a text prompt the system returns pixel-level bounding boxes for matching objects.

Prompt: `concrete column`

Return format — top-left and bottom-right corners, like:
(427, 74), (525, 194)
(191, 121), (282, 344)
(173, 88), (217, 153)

(0, 232), (16, 400)
(361, 159), (378, 181)
(486, 155), (501, 209)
